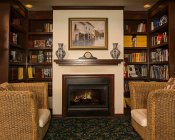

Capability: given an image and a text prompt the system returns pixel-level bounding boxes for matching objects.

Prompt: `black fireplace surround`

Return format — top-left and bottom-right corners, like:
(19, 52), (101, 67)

(62, 74), (114, 117)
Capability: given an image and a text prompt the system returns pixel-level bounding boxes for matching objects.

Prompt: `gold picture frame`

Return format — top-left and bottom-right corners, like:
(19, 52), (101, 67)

(69, 18), (108, 50)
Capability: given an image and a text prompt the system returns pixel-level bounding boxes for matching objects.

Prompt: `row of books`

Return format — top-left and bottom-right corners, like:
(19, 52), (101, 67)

(44, 23), (53, 32)
(150, 49), (168, 62)
(28, 67), (52, 79)
(28, 51), (52, 63)
(127, 65), (147, 78)
(124, 52), (147, 62)
(137, 23), (146, 32)
(124, 35), (147, 47)
(9, 67), (25, 81)
(124, 22), (146, 33)
(151, 32), (167, 46)
(150, 65), (169, 80)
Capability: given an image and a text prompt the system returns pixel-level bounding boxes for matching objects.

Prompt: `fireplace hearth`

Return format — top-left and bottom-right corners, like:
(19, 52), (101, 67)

(62, 74), (114, 117)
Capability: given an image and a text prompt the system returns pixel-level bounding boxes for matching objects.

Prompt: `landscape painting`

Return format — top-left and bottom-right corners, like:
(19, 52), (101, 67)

(69, 18), (108, 50)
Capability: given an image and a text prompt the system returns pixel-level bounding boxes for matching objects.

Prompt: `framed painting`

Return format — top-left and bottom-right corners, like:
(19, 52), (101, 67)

(69, 18), (108, 50)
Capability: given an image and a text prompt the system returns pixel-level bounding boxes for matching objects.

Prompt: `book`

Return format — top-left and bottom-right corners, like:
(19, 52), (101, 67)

(18, 67), (23, 80)
(124, 35), (132, 47)
(28, 67), (33, 78)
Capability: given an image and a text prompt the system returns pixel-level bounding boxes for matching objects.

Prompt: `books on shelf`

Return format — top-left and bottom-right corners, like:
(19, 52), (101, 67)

(124, 35), (147, 47)
(29, 51), (52, 63)
(127, 65), (147, 78)
(124, 52), (147, 62)
(44, 23), (53, 32)
(150, 65), (169, 80)
(28, 66), (52, 79)
(124, 35), (132, 47)
(150, 49), (168, 62)
(136, 36), (147, 47)
(137, 23), (146, 32)
(151, 32), (167, 46)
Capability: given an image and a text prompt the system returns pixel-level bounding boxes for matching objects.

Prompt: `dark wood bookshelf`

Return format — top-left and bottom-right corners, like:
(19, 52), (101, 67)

(149, 61), (169, 65)
(28, 32), (52, 35)
(124, 32), (147, 35)
(150, 42), (168, 49)
(27, 62), (52, 66)
(124, 47), (147, 50)
(127, 62), (147, 65)
(27, 48), (52, 50)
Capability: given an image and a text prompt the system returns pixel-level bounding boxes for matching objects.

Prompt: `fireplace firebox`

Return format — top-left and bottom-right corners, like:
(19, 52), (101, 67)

(62, 74), (114, 117)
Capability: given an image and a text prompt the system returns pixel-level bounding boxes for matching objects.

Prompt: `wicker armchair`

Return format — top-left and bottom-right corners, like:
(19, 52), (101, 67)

(0, 82), (51, 140)
(129, 81), (175, 140)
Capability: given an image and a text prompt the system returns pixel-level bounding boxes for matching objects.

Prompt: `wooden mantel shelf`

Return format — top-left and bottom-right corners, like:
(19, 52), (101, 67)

(54, 59), (123, 66)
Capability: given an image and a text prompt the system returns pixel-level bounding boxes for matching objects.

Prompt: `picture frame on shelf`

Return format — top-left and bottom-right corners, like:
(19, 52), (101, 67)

(33, 40), (46, 48)
(69, 18), (108, 50)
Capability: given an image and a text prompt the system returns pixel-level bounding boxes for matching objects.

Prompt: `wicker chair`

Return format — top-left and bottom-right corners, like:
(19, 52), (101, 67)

(129, 81), (175, 140)
(0, 82), (51, 140)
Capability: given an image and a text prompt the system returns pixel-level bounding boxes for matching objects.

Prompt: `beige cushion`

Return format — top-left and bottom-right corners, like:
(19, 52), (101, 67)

(38, 109), (50, 127)
(165, 77), (175, 89)
(131, 109), (147, 127)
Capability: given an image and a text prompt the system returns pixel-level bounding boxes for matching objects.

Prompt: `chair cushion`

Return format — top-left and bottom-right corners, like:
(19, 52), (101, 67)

(165, 77), (175, 89)
(38, 109), (50, 127)
(131, 109), (147, 127)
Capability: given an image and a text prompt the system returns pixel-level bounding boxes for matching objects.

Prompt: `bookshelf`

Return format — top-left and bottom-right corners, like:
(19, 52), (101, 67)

(27, 11), (53, 97)
(148, 0), (175, 81)
(124, 11), (149, 97)
(0, 0), (27, 83)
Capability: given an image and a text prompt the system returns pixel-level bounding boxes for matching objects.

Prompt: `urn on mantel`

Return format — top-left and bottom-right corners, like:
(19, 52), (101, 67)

(56, 43), (66, 59)
(110, 43), (120, 59)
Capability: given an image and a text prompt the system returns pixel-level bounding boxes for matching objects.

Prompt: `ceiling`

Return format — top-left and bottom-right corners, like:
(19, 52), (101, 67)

(19, 0), (159, 11)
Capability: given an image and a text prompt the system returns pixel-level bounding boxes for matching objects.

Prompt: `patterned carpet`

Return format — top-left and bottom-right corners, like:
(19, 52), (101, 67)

(44, 115), (142, 140)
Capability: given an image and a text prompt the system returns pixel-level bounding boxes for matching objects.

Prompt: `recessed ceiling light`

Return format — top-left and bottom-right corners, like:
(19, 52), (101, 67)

(25, 4), (33, 9)
(144, 4), (151, 9)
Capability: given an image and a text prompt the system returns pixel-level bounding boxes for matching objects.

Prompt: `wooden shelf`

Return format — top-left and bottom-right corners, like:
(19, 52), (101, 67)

(124, 32), (147, 35)
(150, 42), (168, 49)
(54, 59), (123, 66)
(27, 62), (52, 66)
(9, 62), (26, 66)
(149, 61), (168, 65)
(27, 48), (52, 50)
(9, 43), (24, 49)
(127, 62), (147, 65)
(28, 32), (52, 35)
(124, 47), (147, 50)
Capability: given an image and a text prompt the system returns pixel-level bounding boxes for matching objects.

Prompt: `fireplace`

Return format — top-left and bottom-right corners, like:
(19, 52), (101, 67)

(62, 74), (114, 117)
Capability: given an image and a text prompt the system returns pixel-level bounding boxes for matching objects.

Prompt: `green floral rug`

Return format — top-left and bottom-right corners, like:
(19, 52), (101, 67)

(44, 116), (142, 140)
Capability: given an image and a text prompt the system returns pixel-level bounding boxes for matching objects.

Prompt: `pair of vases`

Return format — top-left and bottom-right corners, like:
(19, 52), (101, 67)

(56, 43), (120, 59)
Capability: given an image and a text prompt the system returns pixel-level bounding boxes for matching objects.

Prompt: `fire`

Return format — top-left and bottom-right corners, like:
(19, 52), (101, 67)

(74, 90), (92, 102)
